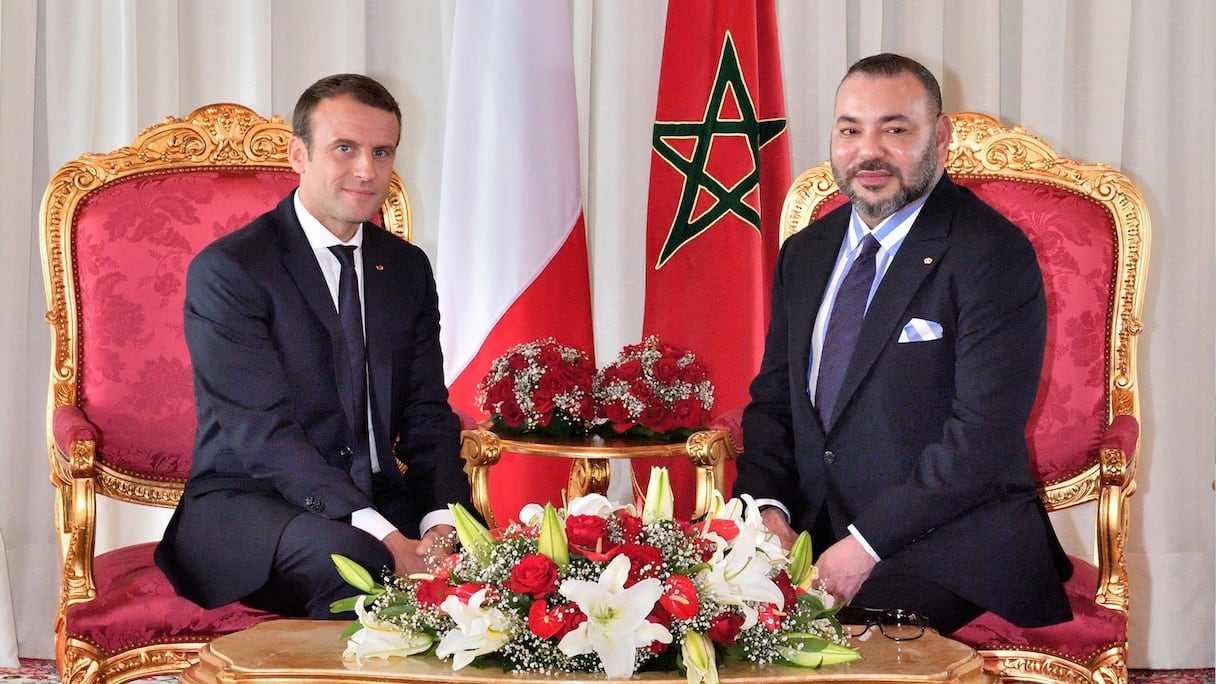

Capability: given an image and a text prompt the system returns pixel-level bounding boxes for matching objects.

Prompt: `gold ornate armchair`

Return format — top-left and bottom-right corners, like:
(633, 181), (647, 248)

(40, 104), (411, 684)
(780, 113), (1148, 684)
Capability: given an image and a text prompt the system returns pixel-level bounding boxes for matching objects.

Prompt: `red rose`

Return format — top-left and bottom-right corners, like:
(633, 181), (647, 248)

(508, 553), (559, 597)
(507, 352), (529, 371)
(619, 544), (664, 585)
(629, 381), (655, 404)
(486, 378), (513, 405)
(679, 363), (708, 384)
(565, 514), (609, 548)
(773, 570), (797, 610)
(707, 611), (745, 645)
(658, 574), (699, 620)
(652, 356), (681, 385)
(531, 389), (556, 416)
(613, 511), (643, 541)
(602, 400), (633, 427)
(538, 347), (564, 368)
(671, 398), (704, 429)
(415, 576), (454, 607)
(616, 358), (643, 381)
(538, 369), (567, 395)
(639, 403), (673, 432)
(499, 399), (525, 426)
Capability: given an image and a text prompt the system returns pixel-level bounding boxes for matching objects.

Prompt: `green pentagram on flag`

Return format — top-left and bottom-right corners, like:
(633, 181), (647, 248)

(652, 31), (787, 269)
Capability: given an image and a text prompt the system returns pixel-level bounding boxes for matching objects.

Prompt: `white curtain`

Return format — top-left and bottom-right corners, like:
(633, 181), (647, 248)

(0, 0), (1211, 669)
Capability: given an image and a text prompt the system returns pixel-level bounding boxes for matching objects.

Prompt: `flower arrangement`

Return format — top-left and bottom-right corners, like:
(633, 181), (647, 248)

(333, 467), (858, 683)
(594, 336), (714, 438)
(477, 337), (597, 436)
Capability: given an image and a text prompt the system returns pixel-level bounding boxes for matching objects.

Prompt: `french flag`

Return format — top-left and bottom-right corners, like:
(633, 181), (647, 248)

(435, 0), (595, 521)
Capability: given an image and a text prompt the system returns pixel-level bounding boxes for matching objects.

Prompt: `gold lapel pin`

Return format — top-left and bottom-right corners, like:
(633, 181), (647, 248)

(923, 257), (933, 265)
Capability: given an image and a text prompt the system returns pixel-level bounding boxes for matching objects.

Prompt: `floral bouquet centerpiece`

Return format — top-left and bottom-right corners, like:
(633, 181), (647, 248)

(333, 467), (858, 683)
(477, 337), (597, 436)
(594, 336), (714, 439)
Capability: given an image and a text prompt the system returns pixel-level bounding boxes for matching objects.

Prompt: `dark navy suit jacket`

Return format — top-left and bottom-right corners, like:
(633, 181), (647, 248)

(735, 175), (1072, 627)
(155, 192), (470, 608)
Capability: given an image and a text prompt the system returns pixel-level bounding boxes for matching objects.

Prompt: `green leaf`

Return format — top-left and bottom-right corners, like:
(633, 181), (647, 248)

(329, 595), (361, 614)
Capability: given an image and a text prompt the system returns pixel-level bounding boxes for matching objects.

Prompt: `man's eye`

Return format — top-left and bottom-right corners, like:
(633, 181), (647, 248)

(335, 144), (351, 153)
(374, 149), (391, 158)
(886, 128), (907, 135)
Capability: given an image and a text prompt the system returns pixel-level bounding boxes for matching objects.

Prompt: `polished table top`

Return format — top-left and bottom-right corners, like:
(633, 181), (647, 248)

(181, 619), (994, 684)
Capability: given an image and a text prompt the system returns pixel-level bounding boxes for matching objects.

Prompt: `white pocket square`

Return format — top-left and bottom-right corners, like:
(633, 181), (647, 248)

(899, 318), (943, 343)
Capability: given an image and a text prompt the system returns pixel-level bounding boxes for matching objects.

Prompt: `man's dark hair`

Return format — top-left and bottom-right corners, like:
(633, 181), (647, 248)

(293, 73), (402, 152)
(843, 54), (943, 116)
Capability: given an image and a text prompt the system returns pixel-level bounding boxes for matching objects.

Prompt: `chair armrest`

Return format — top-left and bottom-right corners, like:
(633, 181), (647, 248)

(1093, 413), (1139, 614)
(51, 404), (100, 478)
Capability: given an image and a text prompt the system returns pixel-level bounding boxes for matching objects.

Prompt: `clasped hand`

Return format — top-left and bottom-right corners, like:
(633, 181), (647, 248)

(382, 524), (456, 576)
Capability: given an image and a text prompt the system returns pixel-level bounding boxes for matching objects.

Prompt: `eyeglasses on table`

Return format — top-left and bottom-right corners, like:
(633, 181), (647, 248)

(836, 606), (928, 641)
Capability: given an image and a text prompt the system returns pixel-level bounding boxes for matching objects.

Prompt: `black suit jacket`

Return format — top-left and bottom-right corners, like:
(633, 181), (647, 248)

(735, 175), (1072, 627)
(155, 192), (470, 608)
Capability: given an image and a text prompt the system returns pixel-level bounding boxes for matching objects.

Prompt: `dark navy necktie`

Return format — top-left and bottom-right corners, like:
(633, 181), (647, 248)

(815, 234), (880, 428)
(329, 245), (373, 495)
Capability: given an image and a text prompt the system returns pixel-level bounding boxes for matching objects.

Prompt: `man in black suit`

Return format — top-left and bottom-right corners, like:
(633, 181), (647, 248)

(734, 54), (1073, 634)
(155, 74), (472, 619)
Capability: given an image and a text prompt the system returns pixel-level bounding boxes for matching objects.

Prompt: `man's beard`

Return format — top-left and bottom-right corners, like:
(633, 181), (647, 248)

(832, 141), (938, 222)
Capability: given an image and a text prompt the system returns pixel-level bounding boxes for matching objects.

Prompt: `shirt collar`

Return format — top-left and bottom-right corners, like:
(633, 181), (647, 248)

(845, 186), (933, 254)
(293, 191), (363, 250)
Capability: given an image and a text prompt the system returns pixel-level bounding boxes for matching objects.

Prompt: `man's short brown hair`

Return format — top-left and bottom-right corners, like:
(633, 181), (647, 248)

(293, 73), (402, 152)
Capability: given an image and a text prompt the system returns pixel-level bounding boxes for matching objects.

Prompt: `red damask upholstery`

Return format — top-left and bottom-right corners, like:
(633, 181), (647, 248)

(778, 113), (1149, 684)
(73, 170), (299, 480)
(41, 104), (413, 684)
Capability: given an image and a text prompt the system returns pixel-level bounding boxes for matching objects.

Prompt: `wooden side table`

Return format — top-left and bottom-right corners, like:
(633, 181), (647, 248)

(181, 619), (995, 684)
(458, 428), (737, 527)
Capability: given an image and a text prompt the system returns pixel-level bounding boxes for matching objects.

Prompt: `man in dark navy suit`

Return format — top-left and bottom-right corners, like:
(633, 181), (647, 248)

(735, 54), (1072, 634)
(156, 74), (472, 618)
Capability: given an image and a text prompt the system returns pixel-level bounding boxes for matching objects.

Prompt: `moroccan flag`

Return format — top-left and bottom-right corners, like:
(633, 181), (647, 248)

(640, 0), (791, 504)
(435, 0), (595, 522)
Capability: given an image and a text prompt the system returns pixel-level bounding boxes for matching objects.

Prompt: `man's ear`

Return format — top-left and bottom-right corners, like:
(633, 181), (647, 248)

(288, 136), (308, 174)
(935, 114), (952, 164)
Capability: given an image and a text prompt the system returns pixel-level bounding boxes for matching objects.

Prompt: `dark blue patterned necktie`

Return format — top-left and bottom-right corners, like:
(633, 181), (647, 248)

(329, 245), (373, 495)
(815, 234), (880, 428)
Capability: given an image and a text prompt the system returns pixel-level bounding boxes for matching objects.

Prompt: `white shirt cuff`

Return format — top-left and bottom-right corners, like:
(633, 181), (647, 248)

(350, 507), (397, 541)
(848, 523), (881, 562)
(350, 508), (457, 541)
(419, 509), (456, 536)
(754, 498), (791, 519)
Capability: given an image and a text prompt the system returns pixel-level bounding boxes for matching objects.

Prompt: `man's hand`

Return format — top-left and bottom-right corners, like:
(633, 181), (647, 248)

(381, 531), (427, 576)
(418, 524), (456, 561)
(760, 507), (800, 552)
(814, 535), (877, 604)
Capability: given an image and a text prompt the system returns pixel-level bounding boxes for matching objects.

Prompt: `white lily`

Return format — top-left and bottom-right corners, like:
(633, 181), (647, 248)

(681, 630), (720, 684)
(342, 595), (433, 665)
(567, 492), (631, 518)
(641, 466), (674, 523)
(698, 523), (785, 628)
(557, 554), (672, 677)
(435, 588), (511, 669)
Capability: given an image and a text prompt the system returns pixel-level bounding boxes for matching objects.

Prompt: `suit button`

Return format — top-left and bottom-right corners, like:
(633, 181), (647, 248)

(824, 451), (836, 464)
(305, 496), (325, 514)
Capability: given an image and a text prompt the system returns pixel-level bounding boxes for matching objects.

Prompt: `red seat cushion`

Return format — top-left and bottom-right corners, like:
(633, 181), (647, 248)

(64, 542), (276, 656)
(952, 557), (1126, 661)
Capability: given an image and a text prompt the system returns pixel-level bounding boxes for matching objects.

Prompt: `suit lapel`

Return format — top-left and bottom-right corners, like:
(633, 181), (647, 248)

(830, 177), (957, 429)
(361, 226), (396, 452)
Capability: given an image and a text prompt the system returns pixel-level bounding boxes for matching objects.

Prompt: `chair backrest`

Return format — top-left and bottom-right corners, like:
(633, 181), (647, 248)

(41, 103), (412, 507)
(779, 112), (1149, 513)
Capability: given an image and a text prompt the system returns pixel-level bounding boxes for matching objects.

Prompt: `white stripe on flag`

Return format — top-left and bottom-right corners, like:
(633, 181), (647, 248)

(436, 0), (585, 385)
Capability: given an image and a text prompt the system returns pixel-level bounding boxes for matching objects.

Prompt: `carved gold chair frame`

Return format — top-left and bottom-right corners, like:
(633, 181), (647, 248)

(779, 113), (1149, 684)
